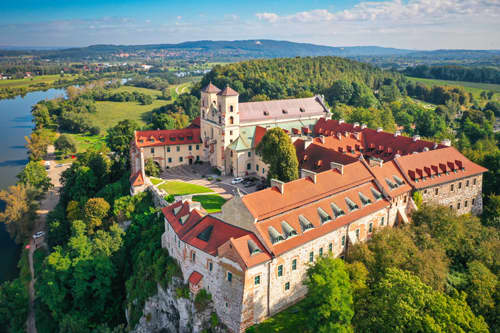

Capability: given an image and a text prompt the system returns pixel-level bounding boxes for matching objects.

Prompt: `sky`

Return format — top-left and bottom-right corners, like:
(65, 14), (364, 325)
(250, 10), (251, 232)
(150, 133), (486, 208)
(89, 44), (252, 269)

(1, 0), (499, 50)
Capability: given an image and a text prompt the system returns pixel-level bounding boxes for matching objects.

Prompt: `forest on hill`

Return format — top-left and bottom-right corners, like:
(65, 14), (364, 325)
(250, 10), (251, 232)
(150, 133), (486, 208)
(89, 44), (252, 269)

(404, 65), (500, 84)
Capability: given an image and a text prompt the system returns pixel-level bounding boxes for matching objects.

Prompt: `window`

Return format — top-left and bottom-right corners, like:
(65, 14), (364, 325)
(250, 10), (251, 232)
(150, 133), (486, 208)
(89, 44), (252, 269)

(168, 157), (172, 163)
(355, 229), (360, 239)
(248, 151), (251, 157)
(369, 223), (373, 233)
(342, 235), (345, 246)
(466, 180), (469, 187)
(179, 157), (183, 162)
(151, 148), (155, 154)
(309, 251), (314, 262)
(167, 147), (171, 152)
(449, 205), (453, 210)
(292, 259), (297, 270)
(458, 182), (462, 189)
(329, 243), (333, 252)
(319, 248), (323, 256)
(450, 184), (454, 191)
(472, 198), (476, 205)
(435, 188), (439, 195)
(230, 130), (233, 135)
(465, 200), (468, 208)
(247, 163), (251, 170)
(196, 144), (199, 150)
(255, 275), (260, 285)
(256, 165), (259, 171)
(209, 262), (213, 272)
(381, 217), (385, 226)
(473, 178), (477, 185)
(278, 265), (283, 277)
(219, 116), (221, 124)
(192, 252), (196, 262)
(189, 145), (192, 151)
(229, 116), (234, 124)
(196, 156), (200, 161)
(176, 146), (180, 152)
(230, 105), (234, 112)
(458, 202), (461, 209)
(285, 282), (290, 291)
(227, 272), (232, 282)
(262, 168), (265, 174)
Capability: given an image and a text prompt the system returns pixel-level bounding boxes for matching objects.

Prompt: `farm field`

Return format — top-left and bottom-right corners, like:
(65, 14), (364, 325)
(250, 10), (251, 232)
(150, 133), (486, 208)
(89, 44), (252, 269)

(0, 74), (80, 88)
(407, 77), (500, 99)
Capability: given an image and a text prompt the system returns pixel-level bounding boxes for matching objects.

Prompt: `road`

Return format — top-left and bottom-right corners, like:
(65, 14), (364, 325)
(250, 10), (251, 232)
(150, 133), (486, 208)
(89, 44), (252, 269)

(26, 146), (70, 333)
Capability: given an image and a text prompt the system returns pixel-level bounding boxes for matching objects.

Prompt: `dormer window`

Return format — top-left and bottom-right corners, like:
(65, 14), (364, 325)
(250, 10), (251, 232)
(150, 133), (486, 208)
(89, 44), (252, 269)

(345, 197), (359, 211)
(173, 206), (182, 216)
(371, 187), (383, 201)
(179, 214), (189, 225)
(359, 192), (372, 206)
(299, 215), (314, 232)
(187, 136), (193, 140)
(393, 175), (404, 186)
(280, 221), (298, 239)
(317, 207), (331, 224)
(331, 203), (345, 218)
(247, 239), (262, 255)
(149, 138), (155, 142)
(263, 111), (269, 116)
(197, 225), (213, 242)
(385, 178), (398, 190)
(268, 226), (284, 244)
(300, 107), (305, 112)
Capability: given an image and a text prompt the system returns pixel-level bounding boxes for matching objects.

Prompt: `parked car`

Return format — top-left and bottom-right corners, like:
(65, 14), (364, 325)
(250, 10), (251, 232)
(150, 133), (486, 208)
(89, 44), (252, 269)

(256, 182), (267, 190)
(55, 163), (64, 168)
(244, 180), (256, 188)
(44, 161), (50, 170)
(231, 177), (244, 184)
(33, 231), (45, 239)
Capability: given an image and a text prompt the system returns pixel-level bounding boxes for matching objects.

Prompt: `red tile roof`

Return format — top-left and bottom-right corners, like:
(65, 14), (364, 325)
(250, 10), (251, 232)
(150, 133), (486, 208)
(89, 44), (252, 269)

(365, 160), (412, 197)
(394, 146), (488, 189)
(188, 271), (203, 285)
(294, 138), (358, 173)
(255, 180), (389, 256)
(238, 96), (328, 123)
(254, 126), (267, 147)
(218, 86), (239, 96)
(130, 170), (144, 186)
(187, 117), (200, 129)
(242, 161), (374, 221)
(202, 82), (221, 94)
(229, 234), (272, 268)
(134, 128), (201, 148)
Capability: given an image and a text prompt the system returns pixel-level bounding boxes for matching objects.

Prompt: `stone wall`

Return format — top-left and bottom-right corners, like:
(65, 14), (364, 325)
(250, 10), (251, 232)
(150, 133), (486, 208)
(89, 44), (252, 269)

(419, 174), (483, 215)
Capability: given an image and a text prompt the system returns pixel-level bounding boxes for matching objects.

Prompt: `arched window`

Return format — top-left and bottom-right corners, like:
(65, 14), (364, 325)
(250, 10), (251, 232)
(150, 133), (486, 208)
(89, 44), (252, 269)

(230, 105), (234, 112)
(229, 116), (234, 125)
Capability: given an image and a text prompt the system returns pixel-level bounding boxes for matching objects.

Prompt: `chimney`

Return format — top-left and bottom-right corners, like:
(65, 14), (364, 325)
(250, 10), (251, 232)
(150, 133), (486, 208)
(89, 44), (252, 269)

(330, 162), (344, 175)
(304, 137), (314, 149)
(413, 135), (420, 142)
(361, 124), (367, 129)
(320, 135), (325, 144)
(354, 132), (361, 140)
(441, 139), (451, 147)
(369, 158), (383, 168)
(301, 169), (317, 183)
(339, 119), (345, 124)
(354, 122), (360, 128)
(344, 131), (349, 137)
(270, 179), (285, 194)
(376, 127), (383, 133)
(336, 132), (342, 140)
(394, 130), (401, 137)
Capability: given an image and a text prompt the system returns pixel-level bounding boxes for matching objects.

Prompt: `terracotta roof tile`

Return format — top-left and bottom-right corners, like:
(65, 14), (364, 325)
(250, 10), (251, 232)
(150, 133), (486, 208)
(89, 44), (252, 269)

(135, 128), (201, 148)
(366, 160), (412, 197)
(217, 86), (239, 96)
(395, 146), (488, 189)
(229, 234), (272, 268)
(188, 271), (203, 285)
(294, 139), (358, 173)
(130, 170), (144, 186)
(202, 82), (221, 93)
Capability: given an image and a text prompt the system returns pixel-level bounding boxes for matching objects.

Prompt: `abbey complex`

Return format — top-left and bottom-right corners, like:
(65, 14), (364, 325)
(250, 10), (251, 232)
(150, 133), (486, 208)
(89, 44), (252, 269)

(129, 83), (487, 332)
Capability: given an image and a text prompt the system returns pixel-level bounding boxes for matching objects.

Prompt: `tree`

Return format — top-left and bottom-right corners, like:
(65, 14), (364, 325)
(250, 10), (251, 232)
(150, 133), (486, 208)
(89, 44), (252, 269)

(17, 160), (53, 195)
(144, 158), (160, 177)
(482, 194), (500, 228)
(465, 260), (497, 324)
(355, 268), (489, 333)
(161, 88), (171, 100)
(25, 130), (51, 161)
(55, 135), (76, 156)
(412, 191), (423, 209)
(302, 257), (354, 333)
(0, 184), (38, 243)
(256, 128), (298, 183)
(326, 80), (354, 104)
(105, 119), (138, 168)
(83, 198), (110, 233)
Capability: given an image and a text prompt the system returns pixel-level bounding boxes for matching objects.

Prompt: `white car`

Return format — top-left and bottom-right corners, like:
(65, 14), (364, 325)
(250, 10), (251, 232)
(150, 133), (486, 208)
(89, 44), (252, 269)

(231, 177), (244, 184)
(44, 161), (51, 170)
(33, 231), (45, 239)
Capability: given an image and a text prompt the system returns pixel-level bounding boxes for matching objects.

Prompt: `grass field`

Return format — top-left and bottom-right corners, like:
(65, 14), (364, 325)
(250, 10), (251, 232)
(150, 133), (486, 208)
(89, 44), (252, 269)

(0, 74), (80, 88)
(192, 194), (227, 213)
(407, 77), (500, 99)
(150, 177), (163, 185)
(158, 181), (213, 196)
(248, 301), (306, 333)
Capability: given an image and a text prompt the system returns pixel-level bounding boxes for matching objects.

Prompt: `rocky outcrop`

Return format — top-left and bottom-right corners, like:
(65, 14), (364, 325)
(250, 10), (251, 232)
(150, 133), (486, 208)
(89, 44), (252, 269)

(131, 277), (226, 333)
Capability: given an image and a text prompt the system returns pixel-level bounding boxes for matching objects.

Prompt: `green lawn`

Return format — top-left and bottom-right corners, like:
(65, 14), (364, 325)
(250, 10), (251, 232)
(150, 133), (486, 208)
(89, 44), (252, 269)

(158, 181), (213, 196)
(192, 194), (227, 213)
(150, 177), (163, 185)
(0, 74), (80, 88)
(247, 301), (307, 333)
(407, 77), (500, 100)
(65, 133), (107, 153)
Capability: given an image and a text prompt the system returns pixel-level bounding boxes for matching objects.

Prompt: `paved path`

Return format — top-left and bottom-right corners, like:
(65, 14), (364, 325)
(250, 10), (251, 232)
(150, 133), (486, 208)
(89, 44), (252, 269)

(26, 146), (70, 333)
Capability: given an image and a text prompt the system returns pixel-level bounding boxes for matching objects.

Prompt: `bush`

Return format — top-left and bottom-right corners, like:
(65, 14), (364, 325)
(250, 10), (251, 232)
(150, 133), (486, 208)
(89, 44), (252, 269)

(165, 194), (175, 203)
(194, 289), (212, 312)
(176, 286), (190, 299)
(413, 191), (423, 209)
(216, 177), (222, 182)
(207, 176), (213, 181)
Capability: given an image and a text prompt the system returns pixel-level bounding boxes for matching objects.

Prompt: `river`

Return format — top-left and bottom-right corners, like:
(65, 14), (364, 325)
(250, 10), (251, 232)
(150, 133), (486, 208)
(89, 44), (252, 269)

(0, 88), (66, 283)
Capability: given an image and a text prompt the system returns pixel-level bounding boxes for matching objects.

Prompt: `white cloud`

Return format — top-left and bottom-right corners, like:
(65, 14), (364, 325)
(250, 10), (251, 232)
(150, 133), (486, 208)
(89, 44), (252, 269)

(256, 12), (279, 23)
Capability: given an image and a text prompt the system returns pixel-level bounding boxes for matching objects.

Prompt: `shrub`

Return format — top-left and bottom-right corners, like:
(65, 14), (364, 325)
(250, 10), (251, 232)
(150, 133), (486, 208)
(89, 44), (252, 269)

(165, 194), (175, 203)
(210, 312), (219, 328)
(176, 286), (190, 299)
(413, 191), (423, 209)
(207, 176), (213, 181)
(194, 289), (212, 312)
(216, 177), (222, 182)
